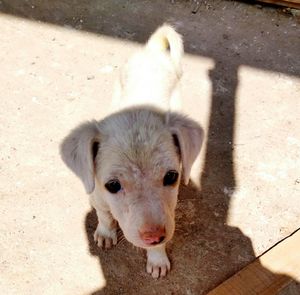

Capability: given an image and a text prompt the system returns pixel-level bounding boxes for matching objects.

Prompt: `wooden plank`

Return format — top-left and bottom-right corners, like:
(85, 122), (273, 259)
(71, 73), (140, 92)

(207, 230), (300, 295)
(257, 0), (300, 9)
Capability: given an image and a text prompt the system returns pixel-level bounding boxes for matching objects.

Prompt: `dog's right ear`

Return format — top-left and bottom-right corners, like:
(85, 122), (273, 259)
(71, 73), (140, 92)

(60, 121), (100, 194)
(167, 113), (204, 185)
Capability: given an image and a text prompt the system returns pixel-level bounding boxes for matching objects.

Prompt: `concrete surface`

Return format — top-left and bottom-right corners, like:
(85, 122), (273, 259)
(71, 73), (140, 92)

(0, 0), (299, 294)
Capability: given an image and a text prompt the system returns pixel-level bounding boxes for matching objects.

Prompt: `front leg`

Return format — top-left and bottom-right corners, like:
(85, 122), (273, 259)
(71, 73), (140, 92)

(94, 208), (118, 249)
(146, 244), (171, 279)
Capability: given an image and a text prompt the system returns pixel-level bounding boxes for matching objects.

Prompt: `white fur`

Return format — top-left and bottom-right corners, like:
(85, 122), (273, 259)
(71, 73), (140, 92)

(112, 24), (183, 112)
(60, 24), (203, 278)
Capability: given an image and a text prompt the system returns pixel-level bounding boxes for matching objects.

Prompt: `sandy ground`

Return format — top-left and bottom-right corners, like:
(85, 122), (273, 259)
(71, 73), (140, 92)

(0, 1), (299, 294)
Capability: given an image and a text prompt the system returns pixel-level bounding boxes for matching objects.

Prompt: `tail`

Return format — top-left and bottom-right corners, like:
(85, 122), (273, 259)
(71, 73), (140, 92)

(146, 24), (184, 76)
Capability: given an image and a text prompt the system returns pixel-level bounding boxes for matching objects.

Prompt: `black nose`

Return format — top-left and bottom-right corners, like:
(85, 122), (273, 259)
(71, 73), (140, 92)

(150, 236), (165, 245)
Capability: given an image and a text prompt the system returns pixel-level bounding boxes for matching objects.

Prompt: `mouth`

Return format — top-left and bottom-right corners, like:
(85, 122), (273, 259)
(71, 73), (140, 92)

(143, 235), (166, 246)
(138, 234), (171, 249)
(123, 234), (169, 249)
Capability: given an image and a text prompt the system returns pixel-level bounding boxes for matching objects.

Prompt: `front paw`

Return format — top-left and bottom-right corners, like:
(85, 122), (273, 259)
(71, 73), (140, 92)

(146, 247), (171, 279)
(93, 224), (118, 249)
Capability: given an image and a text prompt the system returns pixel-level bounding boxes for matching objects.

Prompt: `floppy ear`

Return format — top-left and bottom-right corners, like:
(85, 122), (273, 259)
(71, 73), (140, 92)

(167, 113), (204, 185)
(60, 121), (100, 194)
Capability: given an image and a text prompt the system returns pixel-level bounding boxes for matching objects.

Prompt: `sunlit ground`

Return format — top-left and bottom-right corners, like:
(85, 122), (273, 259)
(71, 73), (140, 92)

(0, 10), (299, 294)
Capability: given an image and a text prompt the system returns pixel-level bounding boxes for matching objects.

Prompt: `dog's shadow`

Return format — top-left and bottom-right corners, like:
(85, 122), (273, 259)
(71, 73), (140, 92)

(84, 185), (256, 294)
(84, 63), (294, 295)
(85, 184), (292, 294)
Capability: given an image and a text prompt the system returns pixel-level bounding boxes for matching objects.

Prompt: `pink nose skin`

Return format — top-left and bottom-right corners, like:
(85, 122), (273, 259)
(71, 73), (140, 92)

(139, 225), (166, 246)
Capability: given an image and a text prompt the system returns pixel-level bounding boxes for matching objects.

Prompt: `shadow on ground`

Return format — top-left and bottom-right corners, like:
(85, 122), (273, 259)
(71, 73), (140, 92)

(1, 0), (298, 294)
(83, 62), (295, 294)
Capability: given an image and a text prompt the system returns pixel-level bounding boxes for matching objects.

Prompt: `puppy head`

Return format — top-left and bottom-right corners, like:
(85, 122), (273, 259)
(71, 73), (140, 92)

(60, 108), (203, 248)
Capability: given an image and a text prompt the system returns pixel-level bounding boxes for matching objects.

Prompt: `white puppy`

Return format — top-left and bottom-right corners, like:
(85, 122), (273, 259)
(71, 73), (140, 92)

(60, 25), (204, 279)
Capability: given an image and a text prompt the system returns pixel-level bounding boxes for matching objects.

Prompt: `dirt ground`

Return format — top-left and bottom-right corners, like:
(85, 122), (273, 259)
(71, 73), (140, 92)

(0, 0), (299, 294)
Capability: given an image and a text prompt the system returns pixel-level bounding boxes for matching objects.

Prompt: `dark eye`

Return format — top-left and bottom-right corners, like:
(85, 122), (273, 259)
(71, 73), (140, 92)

(105, 179), (122, 194)
(163, 170), (179, 186)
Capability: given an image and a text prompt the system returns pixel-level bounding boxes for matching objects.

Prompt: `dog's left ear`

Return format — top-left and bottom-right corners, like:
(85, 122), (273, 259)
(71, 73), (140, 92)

(167, 113), (204, 185)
